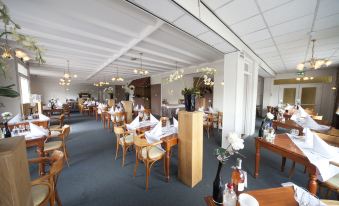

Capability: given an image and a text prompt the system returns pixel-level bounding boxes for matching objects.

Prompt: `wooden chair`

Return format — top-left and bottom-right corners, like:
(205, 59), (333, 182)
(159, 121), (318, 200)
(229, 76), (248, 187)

(44, 125), (71, 166)
(112, 112), (126, 127)
(93, 107), (98, 121)
(102, 112), (111, 129)
(113, 125), (134, 167)
(82, 105), (90, 116)
(29, 150), (65, 206)
(63, 104), (71, 122)
(203, 113), (214, 138)
(133, 134), (166, 191)
(49, 114), (65, 130)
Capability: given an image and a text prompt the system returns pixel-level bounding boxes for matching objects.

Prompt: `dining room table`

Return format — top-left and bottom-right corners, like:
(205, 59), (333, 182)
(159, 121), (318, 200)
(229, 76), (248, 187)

(42, 106), (64, 116)
(7, 114), (50, 129)
(254, 134), (318, 195)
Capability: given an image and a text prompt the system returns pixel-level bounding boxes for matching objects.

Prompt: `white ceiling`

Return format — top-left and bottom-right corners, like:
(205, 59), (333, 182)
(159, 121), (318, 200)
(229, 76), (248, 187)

(4, 0), (224, 84)
(202, 0), (339, 73)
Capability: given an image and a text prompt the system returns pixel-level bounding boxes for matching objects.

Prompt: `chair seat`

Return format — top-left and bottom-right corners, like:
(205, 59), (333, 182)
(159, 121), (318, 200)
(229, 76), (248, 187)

(119, 134), (134, 145)
(50, 130), (61, 137)
(325, 173), (339, 189)
(141, 146), (165, 159)
(31, 184), (49, 206)
(44, 141), (62, 151)
(50, 125), (61, 130)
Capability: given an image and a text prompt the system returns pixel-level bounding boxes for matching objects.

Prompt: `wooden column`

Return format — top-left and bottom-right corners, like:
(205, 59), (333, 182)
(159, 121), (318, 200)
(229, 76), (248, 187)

(122, 101), (133, 123)
(107, 99), (115, 108)
(178, 111), (203, 187)
(0, 137), (33, 206)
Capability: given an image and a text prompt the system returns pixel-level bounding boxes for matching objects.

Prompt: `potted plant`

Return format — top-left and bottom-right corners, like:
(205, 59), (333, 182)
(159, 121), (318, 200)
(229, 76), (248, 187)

(1, 112), (13, 138)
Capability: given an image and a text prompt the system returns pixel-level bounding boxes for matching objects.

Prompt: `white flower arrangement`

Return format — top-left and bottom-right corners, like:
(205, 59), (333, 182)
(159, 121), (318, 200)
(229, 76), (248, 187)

(215, 132), (244, 163)
(1, 112), (13, 121)
(266, 112), (274, 120)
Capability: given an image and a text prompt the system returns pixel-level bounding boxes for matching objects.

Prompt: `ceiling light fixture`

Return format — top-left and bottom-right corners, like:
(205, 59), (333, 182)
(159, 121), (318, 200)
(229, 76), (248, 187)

(133, 53), (149, 75)
(112, 66), (124, 82)
(197, 67), (217, 86)
(59, 60), (77, 86)
(296, 39), (332, 70)
(295, 71), (314, 81)
(166, 62), (184, 83)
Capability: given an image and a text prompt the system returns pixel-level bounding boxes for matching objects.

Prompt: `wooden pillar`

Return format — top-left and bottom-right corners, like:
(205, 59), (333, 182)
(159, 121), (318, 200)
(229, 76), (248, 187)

(107, 99), (115, 108)
(178, 111), (203, 187)
(121, 101), (133, 123)
(0, 137), (33, 206)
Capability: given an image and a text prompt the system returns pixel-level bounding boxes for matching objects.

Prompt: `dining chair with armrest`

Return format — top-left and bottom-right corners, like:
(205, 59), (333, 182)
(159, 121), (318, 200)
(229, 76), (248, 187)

(29, 150), (65, 206)
(133, 134), (166, 191)
(113, 125), (134, 167)
(49, 114), (65, 130)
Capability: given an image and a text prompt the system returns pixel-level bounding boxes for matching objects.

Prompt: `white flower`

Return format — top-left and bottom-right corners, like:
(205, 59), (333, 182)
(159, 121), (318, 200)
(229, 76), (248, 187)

(266, 112), (274, 120)
(227, 132), (244, 151)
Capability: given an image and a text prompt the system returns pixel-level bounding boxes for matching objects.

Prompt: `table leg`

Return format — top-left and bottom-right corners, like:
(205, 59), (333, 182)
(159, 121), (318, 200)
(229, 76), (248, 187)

(165, 147), (172, 182)
(308, 166), (318, 195)
(254, 139), (260, 178)
(281, 157), (286, 172)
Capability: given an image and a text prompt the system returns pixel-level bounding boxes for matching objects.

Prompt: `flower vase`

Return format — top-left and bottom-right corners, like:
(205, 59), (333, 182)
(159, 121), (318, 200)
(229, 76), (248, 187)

(184, 94), (196, 112)
(4, 122), (11, 138)
(212, 161), (224, 205)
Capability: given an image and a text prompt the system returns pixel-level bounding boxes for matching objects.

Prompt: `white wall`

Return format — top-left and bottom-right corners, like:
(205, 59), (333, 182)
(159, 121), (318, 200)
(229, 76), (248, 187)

(161, 75), (193, 104)
(262, 68), (337, 120)
(0, 59), (21, 115)
(30, 76), (99, 104)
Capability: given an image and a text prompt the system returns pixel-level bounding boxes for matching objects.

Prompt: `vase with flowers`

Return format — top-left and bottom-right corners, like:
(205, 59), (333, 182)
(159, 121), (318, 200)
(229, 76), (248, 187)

(213, 132), (244, 205)
(258, 112), (274, 137)
(1, 112), (13, 138)
(48, 98), (57, 109)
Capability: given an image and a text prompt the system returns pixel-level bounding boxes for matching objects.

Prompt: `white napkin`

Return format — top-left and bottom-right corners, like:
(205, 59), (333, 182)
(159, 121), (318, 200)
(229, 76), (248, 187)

(140, 105), (145, 111)
(291, 106), (330, 132)
(175, 108), (180, 115)
(281, 182), (326, 206)
(126, 116), (139, 131)
(134, 104), (139, 111)
(114, 107), (119, 113)
(57, 101), (62, 108)
(145, 122), (164, 151)
(150, 114), (159, 124)
(198, 107), (204, 112)
(209, 106), (214, 113)
(109, 106), (114, 114)
(173, 117), (178, 129)
(27, 122), (48, 138)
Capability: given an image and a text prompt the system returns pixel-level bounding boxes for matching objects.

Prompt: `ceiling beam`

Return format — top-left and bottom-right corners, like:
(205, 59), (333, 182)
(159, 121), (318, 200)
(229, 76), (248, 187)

(86, 20), (164, 80)
(123, 53), (189, 68)
(143, 38), (209, 61)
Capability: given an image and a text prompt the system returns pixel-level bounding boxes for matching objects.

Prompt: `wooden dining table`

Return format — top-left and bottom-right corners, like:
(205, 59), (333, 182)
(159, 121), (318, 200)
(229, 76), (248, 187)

(204, 186), (298, 206)
(254, 134), (318, 195)
(272, 119), (303, 134)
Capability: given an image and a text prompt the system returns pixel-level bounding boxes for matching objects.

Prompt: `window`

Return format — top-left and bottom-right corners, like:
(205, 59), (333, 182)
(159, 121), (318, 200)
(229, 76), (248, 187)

(20, 76), (30, 103)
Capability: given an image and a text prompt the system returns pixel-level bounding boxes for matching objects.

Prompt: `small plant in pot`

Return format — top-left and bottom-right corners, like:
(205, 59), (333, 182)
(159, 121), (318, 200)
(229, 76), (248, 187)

(181, 87), (200, 112)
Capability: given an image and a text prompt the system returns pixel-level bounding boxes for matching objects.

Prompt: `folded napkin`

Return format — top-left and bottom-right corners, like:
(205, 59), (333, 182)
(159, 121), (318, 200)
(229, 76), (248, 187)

(109, 106), (114, 114)
(134, 104), (139, 111)
(291, 106), (330, 132)
(198, 107), (204, 112)
(281, 182), (326, 206)
(150, 114), (159, 124)
(26, 122), (49, 138)
(209, 106), (214, 113)
(145, 122), (164, 151)
(126, 116), (139, 131)
(173, 117), (178, 129)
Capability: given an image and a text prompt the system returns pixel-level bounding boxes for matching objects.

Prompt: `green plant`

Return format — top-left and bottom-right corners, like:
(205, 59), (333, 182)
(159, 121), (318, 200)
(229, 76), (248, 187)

(0, 84), (19, 97)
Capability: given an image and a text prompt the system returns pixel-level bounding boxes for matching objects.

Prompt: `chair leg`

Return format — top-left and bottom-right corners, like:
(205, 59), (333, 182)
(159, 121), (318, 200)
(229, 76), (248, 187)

(122, 146), (126, 167)
(115, 141), (119, 160)
(55, 188), (62, 206)
(63, 146), (70, 167)
(146, 162), (150, 191)
(134, 149), (139, 177)
(288, 161), (296, 178)
(303, 166), (307, 173)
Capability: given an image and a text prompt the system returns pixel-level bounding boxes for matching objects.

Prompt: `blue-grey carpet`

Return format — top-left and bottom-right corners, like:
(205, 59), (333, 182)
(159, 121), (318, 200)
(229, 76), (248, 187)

(28, 114), (321, 206)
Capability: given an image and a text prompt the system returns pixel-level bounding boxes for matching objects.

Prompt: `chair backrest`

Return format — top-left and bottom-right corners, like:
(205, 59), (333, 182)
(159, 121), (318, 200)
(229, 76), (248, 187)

(113, 126), (125, 138)
(49, 150), (65, 175)
(160, 117), (169, 127)
(112, 112), (126, 123)
(59, 114), (65, 126)
(62, 104), (70, 114)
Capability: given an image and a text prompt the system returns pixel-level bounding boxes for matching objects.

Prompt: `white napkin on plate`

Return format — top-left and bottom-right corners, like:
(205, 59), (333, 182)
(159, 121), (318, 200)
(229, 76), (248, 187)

(145, 122), (164, 150)
(126, 116), (139, 131)
(27, 122), (48, 137)
(150, 114), (159, 124)
(134, 104), (139, 111)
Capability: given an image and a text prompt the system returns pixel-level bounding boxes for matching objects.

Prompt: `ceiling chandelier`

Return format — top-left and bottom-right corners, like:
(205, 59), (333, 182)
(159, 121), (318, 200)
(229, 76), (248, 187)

(59, 60), (77, 86)
(296, 39), (332, 70)
(166, 62), (183, 83)
(112, 66), (124, 82)
(93, 80), (109, 87)
(295, 71), (314, 81)
(133, 53), (149, 75)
